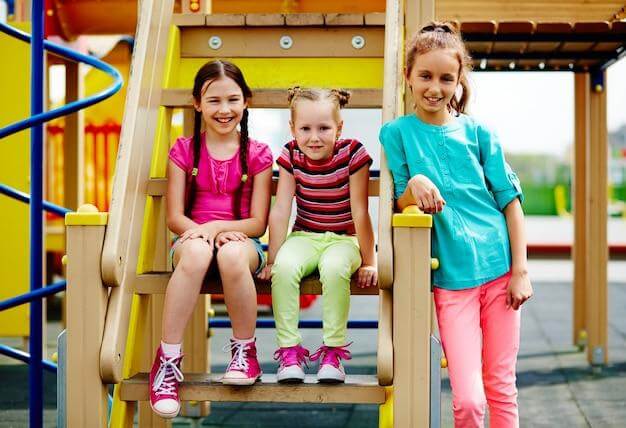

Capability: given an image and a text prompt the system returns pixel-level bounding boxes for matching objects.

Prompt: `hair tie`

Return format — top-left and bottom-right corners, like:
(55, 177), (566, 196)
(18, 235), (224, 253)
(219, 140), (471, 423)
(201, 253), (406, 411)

(191, 168), (198, 177)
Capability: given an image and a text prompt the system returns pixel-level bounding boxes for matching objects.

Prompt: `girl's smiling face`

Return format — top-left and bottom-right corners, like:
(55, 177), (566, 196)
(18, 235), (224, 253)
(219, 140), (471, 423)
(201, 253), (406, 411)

(195, 76), (247, 138)
(406, 48), (460, 124)
(290, 99), (342, 161)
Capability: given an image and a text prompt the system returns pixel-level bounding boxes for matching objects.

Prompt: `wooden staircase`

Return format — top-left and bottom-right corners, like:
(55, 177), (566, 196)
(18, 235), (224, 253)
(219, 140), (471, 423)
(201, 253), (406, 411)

(63, 0), (441, 427)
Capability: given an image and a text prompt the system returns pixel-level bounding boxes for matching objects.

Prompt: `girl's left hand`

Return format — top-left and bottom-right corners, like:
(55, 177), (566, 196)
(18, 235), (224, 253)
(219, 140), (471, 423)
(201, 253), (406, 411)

(356, 265), (378, 288)
(506, 270), (533, 310)
(215, 231), (248, 248)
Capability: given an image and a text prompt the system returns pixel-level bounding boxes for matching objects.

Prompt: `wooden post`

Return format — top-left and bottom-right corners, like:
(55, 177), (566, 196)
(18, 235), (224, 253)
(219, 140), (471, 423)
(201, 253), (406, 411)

(63, 60), (84, 211)
(392, 211), (433, 427)
(573, 72), (589, 349)
(65, 205), (109, 427)
(585, 70), (608, 366)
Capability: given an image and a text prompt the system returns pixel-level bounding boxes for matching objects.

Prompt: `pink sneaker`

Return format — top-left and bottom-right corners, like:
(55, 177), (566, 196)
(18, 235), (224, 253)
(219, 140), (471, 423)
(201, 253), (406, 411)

(273, 344), (310, 383)
(149, 346), (184, 418)
(222, 338), (263, 386)
(310, 343), (352, 383)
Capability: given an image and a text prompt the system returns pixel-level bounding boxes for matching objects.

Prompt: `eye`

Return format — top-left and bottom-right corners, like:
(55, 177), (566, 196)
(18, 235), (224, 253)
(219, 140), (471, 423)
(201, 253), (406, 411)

(320, 126), (330, 131)
(300, 126), (310, 131)
(419, 73), (431, 80)
(442, 75), (456, 82)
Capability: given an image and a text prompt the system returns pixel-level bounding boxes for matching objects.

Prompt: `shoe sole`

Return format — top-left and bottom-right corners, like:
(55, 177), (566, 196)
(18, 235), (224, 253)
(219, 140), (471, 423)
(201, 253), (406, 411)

(277, 376), (305, 384)
(317, 377), (345, 384)
(221, 376), (262, 386)
(150, 404), (179, 419)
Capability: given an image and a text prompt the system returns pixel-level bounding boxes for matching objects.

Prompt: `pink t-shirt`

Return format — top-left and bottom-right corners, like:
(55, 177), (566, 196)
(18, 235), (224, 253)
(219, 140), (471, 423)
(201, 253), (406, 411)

(168, 133), (273, 224)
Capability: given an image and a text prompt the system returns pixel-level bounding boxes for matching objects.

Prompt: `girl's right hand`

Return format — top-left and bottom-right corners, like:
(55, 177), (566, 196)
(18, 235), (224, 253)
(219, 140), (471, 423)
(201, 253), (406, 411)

(178, 223), (219, 247)
(257, 263), (273, 281)
(408, 174), (446, 214)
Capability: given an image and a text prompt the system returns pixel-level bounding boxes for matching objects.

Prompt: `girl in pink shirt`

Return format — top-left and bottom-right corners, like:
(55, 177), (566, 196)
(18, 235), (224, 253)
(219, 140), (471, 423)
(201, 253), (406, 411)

(149, 60), (273, 419)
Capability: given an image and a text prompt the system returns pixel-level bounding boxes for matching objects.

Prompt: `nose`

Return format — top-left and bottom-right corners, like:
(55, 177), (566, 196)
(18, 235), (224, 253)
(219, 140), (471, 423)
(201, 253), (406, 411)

(218, 101), (230, 113)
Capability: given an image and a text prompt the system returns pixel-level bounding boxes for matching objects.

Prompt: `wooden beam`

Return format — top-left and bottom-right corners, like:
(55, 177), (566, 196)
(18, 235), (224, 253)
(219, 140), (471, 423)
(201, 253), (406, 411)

(63, 60), (84, 211)
(161, 88), (383, 108)
(180, 27), (385, 58)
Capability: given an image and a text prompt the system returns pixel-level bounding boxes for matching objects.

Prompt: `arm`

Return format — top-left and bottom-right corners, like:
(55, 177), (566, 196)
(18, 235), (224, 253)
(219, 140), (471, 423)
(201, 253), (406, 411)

(257, 166), (295, 279)
(396, 175), (445, 214)
(349, 166), (377, 287)
(504, 198), (533, 310)
(166, 160), (199, 235)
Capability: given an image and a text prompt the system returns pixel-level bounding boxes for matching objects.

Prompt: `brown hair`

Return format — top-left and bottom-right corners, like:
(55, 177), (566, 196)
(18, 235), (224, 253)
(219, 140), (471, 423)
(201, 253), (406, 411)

(405, 21), (472, 115)
(287, 87), (351, 123)
(186, 60), (252, 219)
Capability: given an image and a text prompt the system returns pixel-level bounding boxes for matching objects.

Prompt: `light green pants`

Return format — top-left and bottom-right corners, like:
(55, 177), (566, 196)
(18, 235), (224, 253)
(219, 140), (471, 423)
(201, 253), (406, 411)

(271, 231), (361, 347)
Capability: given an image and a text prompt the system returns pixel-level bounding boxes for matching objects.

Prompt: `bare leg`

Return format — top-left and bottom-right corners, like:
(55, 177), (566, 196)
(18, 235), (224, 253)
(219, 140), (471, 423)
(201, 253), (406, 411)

(217, 239), (259, 339)
(161, 238), (212, 343)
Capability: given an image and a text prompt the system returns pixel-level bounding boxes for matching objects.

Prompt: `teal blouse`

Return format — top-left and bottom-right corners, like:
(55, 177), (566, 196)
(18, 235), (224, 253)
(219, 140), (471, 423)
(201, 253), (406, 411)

(380, 114), (524, 290)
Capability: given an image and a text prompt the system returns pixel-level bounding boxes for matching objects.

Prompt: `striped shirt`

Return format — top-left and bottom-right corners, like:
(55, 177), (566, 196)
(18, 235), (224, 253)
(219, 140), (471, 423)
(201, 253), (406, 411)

(277, 139), (373, 235)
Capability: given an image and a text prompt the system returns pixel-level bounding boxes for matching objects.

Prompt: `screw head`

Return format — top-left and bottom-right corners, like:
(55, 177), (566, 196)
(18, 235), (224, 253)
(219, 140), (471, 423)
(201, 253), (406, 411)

(352, 35), (365, 49)
(280, 35), (293, 49)
(209, 36), (222, 50)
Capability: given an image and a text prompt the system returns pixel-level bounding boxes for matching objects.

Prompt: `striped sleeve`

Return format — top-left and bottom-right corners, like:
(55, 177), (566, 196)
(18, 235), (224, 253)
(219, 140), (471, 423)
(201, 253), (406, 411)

(348, 140), (373, 175)
(276, 142), (293, 173)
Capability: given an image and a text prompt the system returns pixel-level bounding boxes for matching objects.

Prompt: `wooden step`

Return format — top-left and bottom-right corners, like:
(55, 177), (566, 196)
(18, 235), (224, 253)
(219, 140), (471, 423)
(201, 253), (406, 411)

(134, 272), (380, 295)
(172, 13), (386, 28)
(120, 373), (385, 404)
(160, 88), (383, 109)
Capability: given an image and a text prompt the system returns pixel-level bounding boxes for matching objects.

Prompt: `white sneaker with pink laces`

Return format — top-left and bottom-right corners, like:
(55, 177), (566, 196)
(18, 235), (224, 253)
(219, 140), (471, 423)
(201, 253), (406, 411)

(310, 343), (352, 383)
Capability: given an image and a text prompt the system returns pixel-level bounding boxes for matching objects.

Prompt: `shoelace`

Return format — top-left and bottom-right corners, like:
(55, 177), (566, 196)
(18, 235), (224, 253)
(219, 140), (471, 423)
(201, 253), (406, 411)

(273, 345), (310, 368)
(310, 343), (353, 367)
(223, 341), (250, 371)
(152, 355), (184, 396)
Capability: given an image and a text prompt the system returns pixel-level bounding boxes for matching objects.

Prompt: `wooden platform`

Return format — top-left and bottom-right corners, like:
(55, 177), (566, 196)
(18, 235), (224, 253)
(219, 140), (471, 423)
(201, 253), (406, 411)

(120, 373), (386, 404)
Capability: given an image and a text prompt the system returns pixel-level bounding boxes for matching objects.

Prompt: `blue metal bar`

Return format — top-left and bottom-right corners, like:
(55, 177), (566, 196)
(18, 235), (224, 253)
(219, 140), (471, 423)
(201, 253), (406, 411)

(0, 183), (71, 217)
(0, 21), (123, 139)
(0, 280), (66, 312)
(0, 344), (57, 373)
(209, 318), (379, 329)
(30, 2), (44, 425)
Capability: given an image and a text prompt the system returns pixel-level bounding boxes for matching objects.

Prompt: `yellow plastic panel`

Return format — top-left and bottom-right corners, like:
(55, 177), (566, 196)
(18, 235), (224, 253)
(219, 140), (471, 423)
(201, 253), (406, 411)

(177, 58), (384, 89)
(0, 23), (31, 336)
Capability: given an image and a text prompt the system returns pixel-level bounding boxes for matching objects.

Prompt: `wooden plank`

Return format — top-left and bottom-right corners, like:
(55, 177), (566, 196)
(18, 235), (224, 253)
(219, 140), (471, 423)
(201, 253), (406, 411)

(161, 88), (383, 108)
(134, 273), (381, 295)
(324, 13), (365, 26)
(205, 13), (246, 26)
(461, 21), (496, 54)
(526, 22), (572, 54)
(285, 13), (325, 26)
(121, 373), (385, 403)
(172, 14), (206, 26)
(180, 27), (385, 58)
(245, 13), (285, 26)
(491, 21), (534, 54)
(364, 12), (386, 26)
(562, 22), (611, 53)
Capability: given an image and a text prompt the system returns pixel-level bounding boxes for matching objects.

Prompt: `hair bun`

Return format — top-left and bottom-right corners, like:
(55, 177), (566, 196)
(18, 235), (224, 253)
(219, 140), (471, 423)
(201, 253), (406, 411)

(287, 86), (302, 104)
(331, 89), (351, 108)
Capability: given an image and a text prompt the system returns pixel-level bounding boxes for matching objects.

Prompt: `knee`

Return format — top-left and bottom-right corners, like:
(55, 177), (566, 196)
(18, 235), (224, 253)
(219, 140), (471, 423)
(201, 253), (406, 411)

(454, 395), (486, 417)
(216, 241), (249, 274)
(271, 258), (305, 287)
(177, 239), (212, 275)
(318, 259), (352, 284)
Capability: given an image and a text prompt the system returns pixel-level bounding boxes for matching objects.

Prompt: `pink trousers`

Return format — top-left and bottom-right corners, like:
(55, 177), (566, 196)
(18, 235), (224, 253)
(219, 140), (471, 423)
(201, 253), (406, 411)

(434, 272), (520, 428)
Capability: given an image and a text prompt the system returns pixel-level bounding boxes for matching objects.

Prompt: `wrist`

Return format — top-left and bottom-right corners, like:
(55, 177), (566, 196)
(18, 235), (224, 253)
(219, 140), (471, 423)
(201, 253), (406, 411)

(511, 265), (528, 276)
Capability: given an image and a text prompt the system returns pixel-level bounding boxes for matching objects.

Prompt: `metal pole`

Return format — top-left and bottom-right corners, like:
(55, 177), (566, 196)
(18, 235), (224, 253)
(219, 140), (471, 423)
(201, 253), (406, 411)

(29, 0), (44, 425)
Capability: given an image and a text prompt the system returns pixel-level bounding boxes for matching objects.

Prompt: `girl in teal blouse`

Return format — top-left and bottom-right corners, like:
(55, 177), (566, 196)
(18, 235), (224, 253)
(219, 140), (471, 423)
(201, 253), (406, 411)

(380, 22), (533, 428)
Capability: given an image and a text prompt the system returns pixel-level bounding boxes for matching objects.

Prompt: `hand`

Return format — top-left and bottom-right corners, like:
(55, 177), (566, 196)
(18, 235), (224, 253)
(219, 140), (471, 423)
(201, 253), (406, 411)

(356, 265), (378, 288)
(178, 222), (219, 247)
(215, 231), (248, 248)
(506, 270), (533, 310)
(257, 263), (273, 281)
(408, 174), (446, 214)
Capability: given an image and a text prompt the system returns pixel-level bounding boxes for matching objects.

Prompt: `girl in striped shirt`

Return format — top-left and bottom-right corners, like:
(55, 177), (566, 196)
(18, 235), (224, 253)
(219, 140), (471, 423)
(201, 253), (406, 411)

(257, 87), (377, 383)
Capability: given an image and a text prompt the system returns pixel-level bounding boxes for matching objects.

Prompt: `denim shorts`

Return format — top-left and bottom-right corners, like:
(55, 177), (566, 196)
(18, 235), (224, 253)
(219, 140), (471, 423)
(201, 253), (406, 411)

(170, 236), (266, 275)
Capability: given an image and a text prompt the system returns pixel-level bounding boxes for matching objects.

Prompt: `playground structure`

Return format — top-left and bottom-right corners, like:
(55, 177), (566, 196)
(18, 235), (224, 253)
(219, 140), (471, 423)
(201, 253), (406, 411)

(1, 0), (626, 427)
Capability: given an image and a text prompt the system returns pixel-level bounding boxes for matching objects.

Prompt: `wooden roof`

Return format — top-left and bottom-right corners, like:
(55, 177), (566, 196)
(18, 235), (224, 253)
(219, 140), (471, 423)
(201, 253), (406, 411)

(457, 20), (626, 71)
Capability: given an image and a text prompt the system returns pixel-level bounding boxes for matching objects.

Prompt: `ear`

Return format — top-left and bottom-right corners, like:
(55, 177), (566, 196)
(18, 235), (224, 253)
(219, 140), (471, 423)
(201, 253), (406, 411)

(289, 120), (296, 137)
(336, 120), (344, 138)
(193, 99), (202, 113)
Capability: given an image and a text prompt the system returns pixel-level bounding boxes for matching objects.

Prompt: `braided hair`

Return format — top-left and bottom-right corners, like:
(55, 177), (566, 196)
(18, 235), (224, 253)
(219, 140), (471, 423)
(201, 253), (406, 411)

(185, 60), (253, 219)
